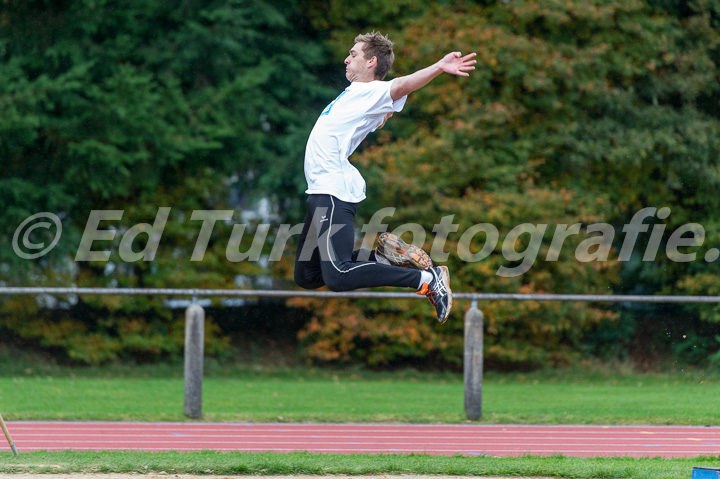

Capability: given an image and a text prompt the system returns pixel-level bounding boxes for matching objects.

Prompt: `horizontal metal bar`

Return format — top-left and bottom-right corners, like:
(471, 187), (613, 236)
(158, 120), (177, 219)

(459, 293), (720, 303)
(0, 287), (719, 304)
(0, 287), (419, 299)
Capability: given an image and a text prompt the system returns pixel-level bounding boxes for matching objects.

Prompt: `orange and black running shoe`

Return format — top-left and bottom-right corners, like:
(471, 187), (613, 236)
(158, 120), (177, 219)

(375, 232), (434, 270)
(416, 266), (453, 324)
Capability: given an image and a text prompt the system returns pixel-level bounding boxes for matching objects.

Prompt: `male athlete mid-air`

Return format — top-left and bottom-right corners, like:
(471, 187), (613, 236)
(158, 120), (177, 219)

(294, 32), (476, 324)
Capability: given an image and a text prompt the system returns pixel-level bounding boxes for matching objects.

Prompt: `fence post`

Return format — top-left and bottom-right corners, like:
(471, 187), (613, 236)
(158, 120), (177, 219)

(464, 300), (483, 420)
(184, 303), (205, 419)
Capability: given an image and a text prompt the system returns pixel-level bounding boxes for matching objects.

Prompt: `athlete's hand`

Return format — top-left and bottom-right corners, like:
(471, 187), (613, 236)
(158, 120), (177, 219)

(437, 52), (477, 77)
(378, 111), (393, 129)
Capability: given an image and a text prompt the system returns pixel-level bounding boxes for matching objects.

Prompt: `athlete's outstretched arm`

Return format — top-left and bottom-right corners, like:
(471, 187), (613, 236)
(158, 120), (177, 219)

(390, 51), (476, 101)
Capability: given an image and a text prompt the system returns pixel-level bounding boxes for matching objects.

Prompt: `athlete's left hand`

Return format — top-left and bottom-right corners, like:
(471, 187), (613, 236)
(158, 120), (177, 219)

(438, 52), (477, 77)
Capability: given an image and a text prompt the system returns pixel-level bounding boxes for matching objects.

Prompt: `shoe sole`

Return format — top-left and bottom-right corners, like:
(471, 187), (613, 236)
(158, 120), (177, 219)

(436, 265), (452, 325)
(377, 233), (433, 270)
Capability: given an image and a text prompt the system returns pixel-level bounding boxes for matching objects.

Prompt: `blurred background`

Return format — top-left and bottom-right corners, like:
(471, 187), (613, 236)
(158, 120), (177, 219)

(2, 0), (720, 373)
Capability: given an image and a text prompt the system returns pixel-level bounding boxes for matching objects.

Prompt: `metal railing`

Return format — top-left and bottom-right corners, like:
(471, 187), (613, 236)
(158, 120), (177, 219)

(5, 287), (720, 303)
(3, 287), (720, 420)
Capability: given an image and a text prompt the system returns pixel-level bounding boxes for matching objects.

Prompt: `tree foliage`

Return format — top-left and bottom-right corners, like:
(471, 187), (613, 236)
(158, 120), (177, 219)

(0, 0), (328, 363)
(3, 0), (720, 368)
(292, 0), (720, 369)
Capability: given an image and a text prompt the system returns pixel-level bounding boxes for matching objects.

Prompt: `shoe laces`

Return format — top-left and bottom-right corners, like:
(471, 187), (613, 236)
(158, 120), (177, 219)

(430, 270), (447, 296)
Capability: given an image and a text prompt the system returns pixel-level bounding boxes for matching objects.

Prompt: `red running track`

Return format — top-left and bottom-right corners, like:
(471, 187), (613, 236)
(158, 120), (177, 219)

(4, 422), (720, 458)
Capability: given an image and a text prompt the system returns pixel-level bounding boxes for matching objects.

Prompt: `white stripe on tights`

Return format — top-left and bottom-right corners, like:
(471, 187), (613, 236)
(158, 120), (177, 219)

(327, 196), (375, 274)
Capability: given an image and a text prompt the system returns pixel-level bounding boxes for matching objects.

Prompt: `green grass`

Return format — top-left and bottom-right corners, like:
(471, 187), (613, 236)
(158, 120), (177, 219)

(1, 356), (720, 478)
(0, 450), (718, 478)
(1, 364), (719, 424)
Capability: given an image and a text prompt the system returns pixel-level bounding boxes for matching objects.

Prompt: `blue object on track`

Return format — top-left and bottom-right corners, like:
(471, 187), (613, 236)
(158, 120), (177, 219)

(693, 467), (720, 479)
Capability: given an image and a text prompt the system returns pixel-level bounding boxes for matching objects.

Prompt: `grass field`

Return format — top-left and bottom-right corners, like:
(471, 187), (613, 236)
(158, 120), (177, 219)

(1, 449), (719, 478)
(1, 362), (719, 424)
(0, 451), (720, 479)
(1, 351), (720, 478)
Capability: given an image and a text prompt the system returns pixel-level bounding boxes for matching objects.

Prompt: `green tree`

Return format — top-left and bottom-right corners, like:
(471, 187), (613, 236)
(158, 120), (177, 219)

(294, 0), (720, 369)
(0, 0), (330, 363)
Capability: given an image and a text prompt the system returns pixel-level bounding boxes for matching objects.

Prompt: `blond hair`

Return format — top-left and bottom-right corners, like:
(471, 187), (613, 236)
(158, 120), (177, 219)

(354, 31), (395, 80)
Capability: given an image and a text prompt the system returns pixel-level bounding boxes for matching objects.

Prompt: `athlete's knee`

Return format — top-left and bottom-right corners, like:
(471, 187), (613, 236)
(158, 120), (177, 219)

(323, 274), (352, 292)
(294, 268), (324, 290)
(295, 276), (324, 290)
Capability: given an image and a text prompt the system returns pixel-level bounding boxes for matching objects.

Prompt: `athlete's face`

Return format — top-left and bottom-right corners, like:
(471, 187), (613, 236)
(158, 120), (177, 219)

(344, 42), (374, 82)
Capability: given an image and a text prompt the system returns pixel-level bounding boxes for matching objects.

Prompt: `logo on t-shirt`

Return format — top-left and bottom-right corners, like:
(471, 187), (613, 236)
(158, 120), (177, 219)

(321, 89), (349, 116)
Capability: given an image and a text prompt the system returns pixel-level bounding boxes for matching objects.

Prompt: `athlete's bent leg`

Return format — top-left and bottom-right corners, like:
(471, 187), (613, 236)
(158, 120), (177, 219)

(293, 201), (325, 290)
(309, 195), (420, 292)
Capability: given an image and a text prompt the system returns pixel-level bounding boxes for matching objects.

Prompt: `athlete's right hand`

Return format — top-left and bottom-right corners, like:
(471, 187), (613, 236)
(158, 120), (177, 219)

(378, 111), (394, 129)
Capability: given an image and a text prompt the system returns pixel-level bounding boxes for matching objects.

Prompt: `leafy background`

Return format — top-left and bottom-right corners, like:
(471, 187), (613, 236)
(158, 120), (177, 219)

(2, 0), (720, 370)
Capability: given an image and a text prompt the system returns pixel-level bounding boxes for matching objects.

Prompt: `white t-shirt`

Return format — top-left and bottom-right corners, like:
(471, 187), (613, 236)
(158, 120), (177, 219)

(304, 79), (408, 203)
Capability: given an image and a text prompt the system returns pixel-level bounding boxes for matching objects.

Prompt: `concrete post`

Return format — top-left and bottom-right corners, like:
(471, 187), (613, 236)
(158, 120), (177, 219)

(463, 302), (484, 420)
(184, 304), (205, 419)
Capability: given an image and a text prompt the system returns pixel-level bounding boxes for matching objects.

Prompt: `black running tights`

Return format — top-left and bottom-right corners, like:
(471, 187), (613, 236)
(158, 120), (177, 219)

(294, 194), (421, 292)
